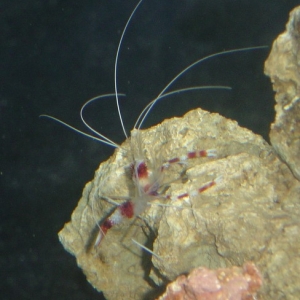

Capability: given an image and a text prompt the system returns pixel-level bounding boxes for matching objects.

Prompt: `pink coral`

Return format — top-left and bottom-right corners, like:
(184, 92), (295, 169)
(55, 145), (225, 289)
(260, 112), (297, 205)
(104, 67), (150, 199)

(157, 262), (262, 300)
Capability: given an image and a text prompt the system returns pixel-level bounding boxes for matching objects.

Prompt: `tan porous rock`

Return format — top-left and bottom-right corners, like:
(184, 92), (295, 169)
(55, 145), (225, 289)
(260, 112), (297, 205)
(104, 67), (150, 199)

(264, 6), (300, 181)
(59, 106), (300, 299)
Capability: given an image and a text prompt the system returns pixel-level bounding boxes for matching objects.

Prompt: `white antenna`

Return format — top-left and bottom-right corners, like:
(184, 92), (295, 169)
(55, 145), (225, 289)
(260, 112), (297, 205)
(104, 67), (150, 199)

(131, 239), (162, 260)
(114, 0), (144, 138)
(40, 94), (125, 148)
(134, 86), (232, 129)
(136, 46), (268, 129)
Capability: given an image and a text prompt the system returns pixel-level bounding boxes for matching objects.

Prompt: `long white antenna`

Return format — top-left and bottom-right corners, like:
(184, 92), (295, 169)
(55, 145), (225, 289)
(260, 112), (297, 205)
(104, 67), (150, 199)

(80, 93), (126, 147)
(40, 93), (126, 148)
(40, 114), (119, 148)
(114, 0), (144, 139)
(137, 46), (268, 129)
(134, 86), (231, 129)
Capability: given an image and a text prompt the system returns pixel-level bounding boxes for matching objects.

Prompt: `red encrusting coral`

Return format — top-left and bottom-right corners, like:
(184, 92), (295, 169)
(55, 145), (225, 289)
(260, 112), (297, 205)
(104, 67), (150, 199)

(157, 262), (262, 300)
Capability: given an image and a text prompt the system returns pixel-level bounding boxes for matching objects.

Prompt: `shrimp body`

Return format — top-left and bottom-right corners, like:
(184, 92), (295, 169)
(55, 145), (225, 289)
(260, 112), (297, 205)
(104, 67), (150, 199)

(94, 131), (163, 246)
(94, 128), (219, 246)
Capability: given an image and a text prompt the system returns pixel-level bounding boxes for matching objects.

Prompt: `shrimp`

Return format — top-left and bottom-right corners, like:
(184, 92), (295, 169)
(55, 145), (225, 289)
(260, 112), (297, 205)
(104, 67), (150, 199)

(38, 2), (272, 299)
(41, 0), (267, 262)
(93, 126), (221, 247)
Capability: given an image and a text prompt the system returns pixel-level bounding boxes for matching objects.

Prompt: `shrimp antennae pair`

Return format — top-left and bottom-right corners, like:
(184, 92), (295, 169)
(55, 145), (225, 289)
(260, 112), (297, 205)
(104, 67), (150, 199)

(40, 0), (267, 150)
(40, 93), (125, 148)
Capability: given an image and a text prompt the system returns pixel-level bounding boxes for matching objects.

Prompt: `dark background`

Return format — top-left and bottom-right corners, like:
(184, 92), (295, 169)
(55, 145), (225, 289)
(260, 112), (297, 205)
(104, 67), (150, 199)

(1, 0), (299, 299)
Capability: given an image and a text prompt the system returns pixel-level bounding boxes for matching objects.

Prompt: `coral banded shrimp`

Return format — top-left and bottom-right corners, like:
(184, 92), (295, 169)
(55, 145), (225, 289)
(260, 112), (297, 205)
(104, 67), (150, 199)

(42, 0), (266, 263)
(42, 0), (268, 253)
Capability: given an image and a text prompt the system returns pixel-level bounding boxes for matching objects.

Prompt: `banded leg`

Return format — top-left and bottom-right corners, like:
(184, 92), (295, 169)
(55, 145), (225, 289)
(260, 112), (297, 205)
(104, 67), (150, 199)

(94, 200), (134, 247)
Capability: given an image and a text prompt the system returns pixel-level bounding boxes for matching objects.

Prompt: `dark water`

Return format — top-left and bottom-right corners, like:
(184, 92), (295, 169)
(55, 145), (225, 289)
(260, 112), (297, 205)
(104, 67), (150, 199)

(1, 0), (299, 299)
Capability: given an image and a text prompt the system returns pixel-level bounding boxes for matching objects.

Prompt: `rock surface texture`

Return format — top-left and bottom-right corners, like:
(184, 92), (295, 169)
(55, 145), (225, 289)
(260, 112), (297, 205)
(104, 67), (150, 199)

(59, 108), (300, 299)
(58, 6), (300, 300)
(265, 6), (300, 181)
